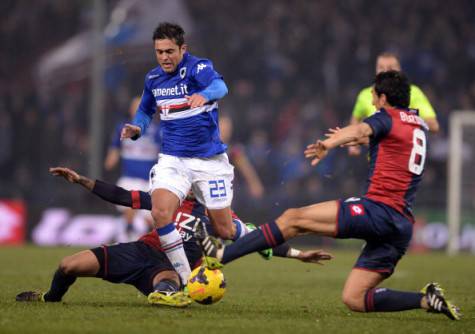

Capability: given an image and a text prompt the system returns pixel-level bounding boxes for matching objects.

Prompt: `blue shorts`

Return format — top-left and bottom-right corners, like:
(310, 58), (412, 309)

(336, 197), (413, 277)
(90, 241), (174, 296)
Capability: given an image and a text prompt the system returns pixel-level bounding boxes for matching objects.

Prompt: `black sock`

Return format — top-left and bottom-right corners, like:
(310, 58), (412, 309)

(222, 221), (284, 264)
(153, 279), (180, 293)
(43, 269), (77, 302)
(365, 288), (424, 312)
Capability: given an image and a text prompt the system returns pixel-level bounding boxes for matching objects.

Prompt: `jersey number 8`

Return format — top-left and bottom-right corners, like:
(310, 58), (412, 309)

(408, 128), (427, 175)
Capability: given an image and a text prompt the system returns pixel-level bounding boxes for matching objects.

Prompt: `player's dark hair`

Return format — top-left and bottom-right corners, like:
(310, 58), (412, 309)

(374, 70), (410, 109)
(377, 51), (400, 61)
(153, 22), (185, 46)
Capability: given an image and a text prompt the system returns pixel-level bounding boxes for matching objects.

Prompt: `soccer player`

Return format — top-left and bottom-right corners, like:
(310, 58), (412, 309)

(348, 52), (439, 156)
(104, 96), (161, 241)
(120, 22), (237, 286)
(16, 167), (332, 307)
(200, 71), (461, 320)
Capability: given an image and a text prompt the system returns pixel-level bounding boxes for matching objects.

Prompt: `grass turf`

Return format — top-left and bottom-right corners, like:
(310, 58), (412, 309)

(0, 246), (473, 334)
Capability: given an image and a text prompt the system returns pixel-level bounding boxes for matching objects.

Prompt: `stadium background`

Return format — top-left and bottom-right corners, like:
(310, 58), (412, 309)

(1, 0), (474, 252)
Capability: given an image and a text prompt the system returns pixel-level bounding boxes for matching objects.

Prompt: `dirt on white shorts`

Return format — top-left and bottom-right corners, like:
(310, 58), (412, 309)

(149, 153), (234, 210)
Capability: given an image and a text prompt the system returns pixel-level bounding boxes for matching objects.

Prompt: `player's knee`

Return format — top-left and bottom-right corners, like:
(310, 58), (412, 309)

(151, 206), (174, 225)
(341, 290), (365, 312)
(59, 256), (78, 276)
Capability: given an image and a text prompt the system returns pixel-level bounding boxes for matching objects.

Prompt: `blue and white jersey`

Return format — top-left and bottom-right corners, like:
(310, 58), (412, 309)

(111, 121), (161, 180)
(134, 53), (227, 158)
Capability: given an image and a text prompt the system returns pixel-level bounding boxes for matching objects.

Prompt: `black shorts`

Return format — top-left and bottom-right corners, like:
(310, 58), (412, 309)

(336, 197), (413, 277)
(90, 241), (174, 296)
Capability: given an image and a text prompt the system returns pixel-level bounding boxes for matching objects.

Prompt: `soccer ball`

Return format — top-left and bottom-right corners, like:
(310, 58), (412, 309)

(187, 266), (226, 305)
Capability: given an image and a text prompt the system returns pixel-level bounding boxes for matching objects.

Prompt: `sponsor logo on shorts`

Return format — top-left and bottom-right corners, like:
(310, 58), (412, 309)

(350, 204), (365, 216)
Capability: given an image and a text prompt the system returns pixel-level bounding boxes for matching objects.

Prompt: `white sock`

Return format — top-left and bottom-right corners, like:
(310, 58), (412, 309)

(157, 224), (191, 286)
(232, 219), (251, 241)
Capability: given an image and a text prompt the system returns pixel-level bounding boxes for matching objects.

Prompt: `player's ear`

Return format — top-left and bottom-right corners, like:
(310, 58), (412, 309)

(180, 44), (187, 53)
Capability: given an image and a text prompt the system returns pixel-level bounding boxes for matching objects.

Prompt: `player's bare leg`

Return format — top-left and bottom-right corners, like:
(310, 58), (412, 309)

(59, 250), (100, 277)
(200, 200), (338, 265)
(342, 269), (385, 311)
(207, 207), (235, 240)
(275, 201), (339, 238)
(151, 188), (191, 286)
(150, 188), (180, 228)
(16, 250), (99, 302)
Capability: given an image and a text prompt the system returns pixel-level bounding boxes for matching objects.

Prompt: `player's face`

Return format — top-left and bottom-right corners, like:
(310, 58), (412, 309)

(371, 88), (386, 109)
(154, 38), (187, 73)
(375, 56), (401, 74)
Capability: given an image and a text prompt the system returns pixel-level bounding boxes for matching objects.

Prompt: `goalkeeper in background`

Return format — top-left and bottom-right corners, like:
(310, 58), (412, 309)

(348, 52), (439, 156)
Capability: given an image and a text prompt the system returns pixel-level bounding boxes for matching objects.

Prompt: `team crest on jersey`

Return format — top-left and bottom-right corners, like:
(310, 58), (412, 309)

(350, 204), (365, 216)
(180, 67), (187, 79)
(196, 63), (208, 73)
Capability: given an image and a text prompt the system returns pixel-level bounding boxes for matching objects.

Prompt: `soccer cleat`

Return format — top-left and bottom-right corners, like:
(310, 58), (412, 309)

(147, 290), (192, 308)
(421, 282), (462, 320)
(16, 291), (45, 302)
(245, 223), (273, 260)
(202, 256), (223, 270)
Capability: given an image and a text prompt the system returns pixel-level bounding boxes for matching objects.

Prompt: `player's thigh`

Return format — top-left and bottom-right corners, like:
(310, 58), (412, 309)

(149, 155), (192, 204)
(277, 200), (339, 237)
(342, 268), (385, 311)
(190, 154), (234, 210)
(60, 250), (100, 277)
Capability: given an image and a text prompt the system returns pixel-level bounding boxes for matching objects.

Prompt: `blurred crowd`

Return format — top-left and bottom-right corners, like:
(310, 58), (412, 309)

(2, 0), (475, 226)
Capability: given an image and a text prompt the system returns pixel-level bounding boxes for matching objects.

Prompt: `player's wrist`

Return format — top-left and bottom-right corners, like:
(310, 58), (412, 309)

(287, 248), (302, 258)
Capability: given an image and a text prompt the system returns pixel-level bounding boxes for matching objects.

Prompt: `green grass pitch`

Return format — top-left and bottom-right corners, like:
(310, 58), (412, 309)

(0, 246), (473, 333)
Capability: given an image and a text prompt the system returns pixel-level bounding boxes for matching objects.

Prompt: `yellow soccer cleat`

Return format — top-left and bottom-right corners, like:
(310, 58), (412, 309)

(147, 290), (192, 308)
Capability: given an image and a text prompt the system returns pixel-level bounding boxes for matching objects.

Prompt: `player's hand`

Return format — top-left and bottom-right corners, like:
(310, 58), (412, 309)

(49, 167), (80, 183)
(120, 123), (141, 140)
(304, 140), (328, 166)
(186, 93), (207, 108)
(297, 249), (333, 265)
(347, 145), (362, 156)
(325, 127), (341, 137)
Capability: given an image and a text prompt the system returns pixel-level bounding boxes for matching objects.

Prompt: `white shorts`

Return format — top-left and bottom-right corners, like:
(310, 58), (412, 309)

(149, 153), (234, 210)
(116, 177), (151, 219)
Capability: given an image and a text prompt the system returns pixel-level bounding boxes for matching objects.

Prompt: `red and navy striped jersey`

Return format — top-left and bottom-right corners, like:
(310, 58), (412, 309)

(363, 107), (428, 220)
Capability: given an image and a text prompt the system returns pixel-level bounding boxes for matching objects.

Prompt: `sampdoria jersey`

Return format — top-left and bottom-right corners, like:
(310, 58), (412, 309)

(353, 85), (436, 121)
(363, 108), (429, 220)
(135, 52), (227, 157)
(110, 121), (161, 180)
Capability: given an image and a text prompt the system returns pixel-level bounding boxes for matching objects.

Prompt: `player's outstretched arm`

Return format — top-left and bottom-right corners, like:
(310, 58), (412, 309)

(49, 166), (152, 210)
(305, 123), (373, 166)
(293, 249), (333, 265)
(49, 167), (95, 190)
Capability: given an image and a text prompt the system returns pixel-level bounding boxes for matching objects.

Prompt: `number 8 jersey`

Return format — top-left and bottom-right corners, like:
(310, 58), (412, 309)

(363, 108), (429, 221)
